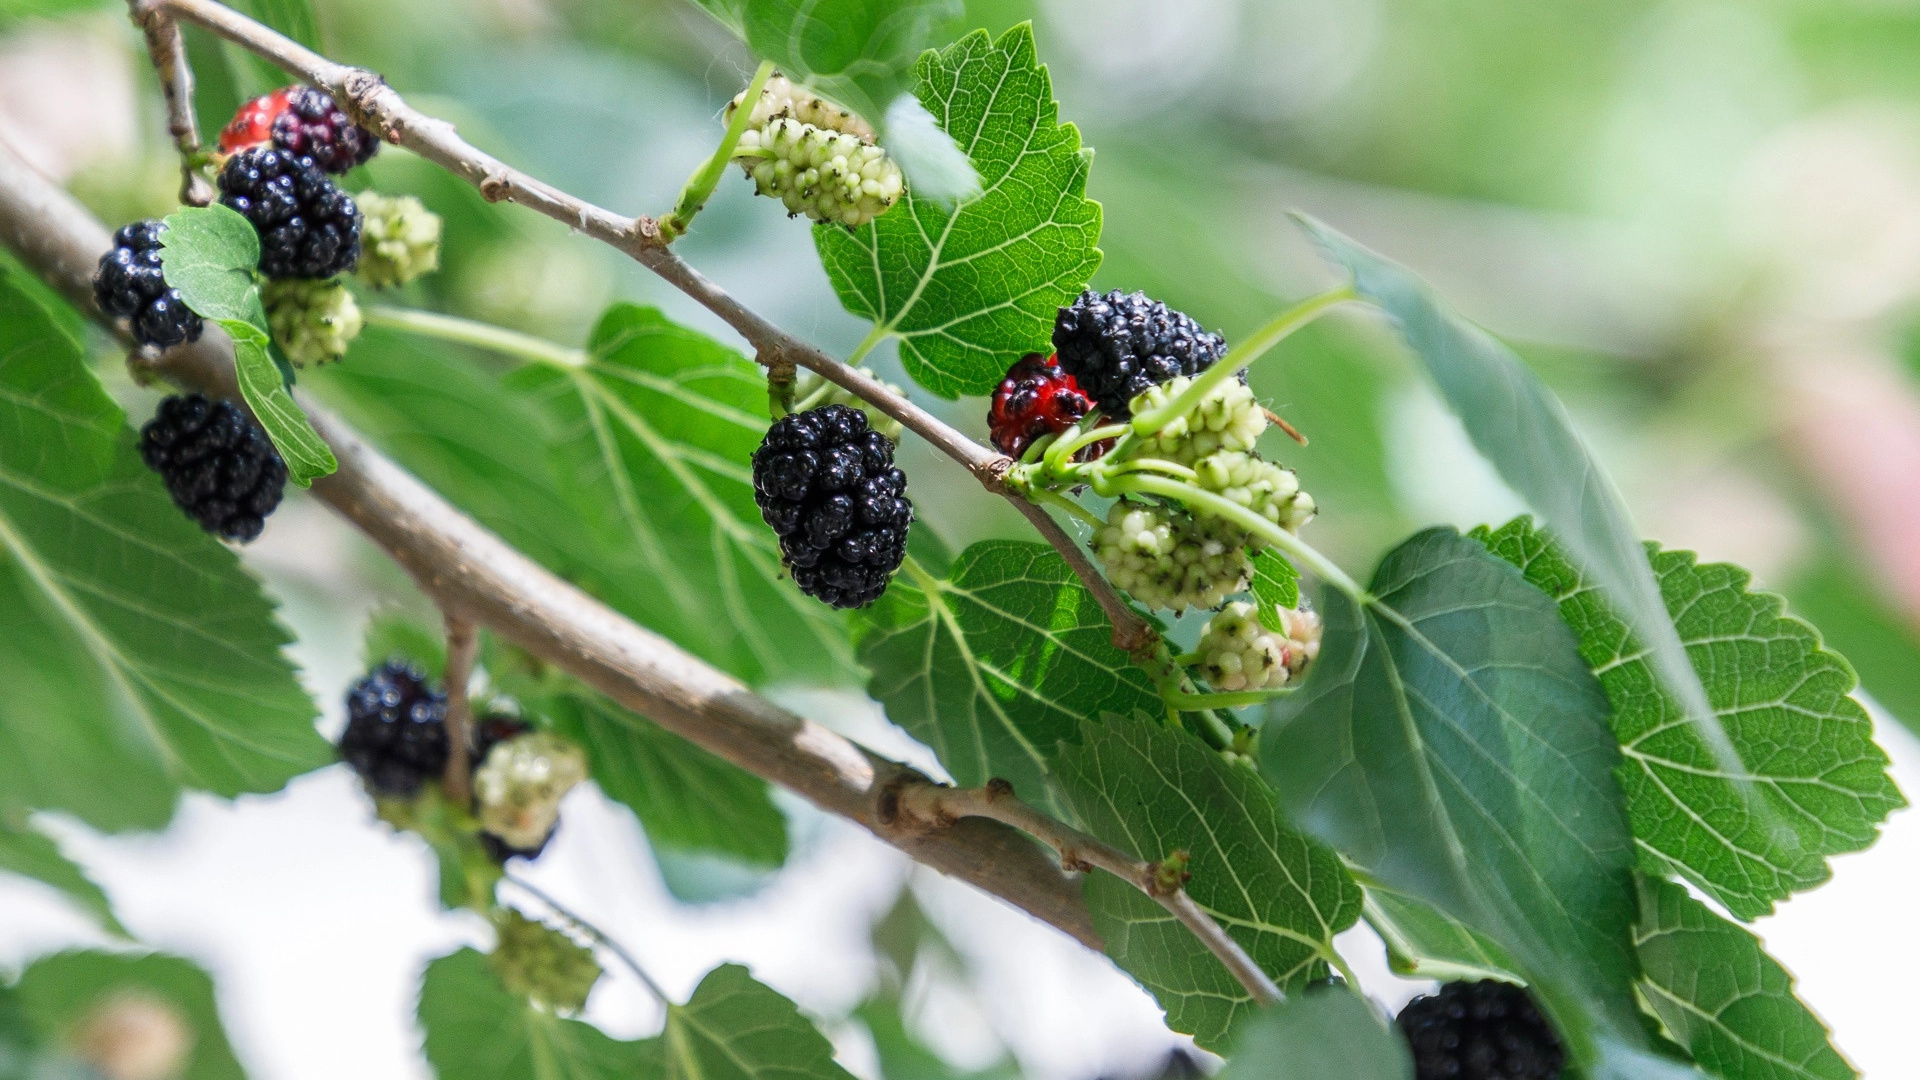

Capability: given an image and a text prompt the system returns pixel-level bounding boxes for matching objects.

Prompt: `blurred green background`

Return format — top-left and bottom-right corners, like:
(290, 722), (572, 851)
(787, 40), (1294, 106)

(6, 0), (1920, 1077)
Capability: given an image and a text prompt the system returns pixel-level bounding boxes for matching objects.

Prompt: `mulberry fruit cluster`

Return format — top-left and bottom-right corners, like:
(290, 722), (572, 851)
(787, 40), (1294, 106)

(93, 221), (203, 350)
(1396, 980), (1566, 1080)
(727, 77), (903, 227)
(263, 278), (362, 365)
(218, 147), (361, 279)
(353, 191), (442, 289)
(138, 394), (287, 542)
(1195, 602), (1321, 692)
(735, 119), (905, 227)
(473, 731), (587, 853)
(338, 660), (449, 798)
(490, 910), (601, 1014)
(1132, 376), (1265, 463)
(752, 405), (913, 609)
(219, 86), (378, 174)
(1053, 290), (1228, 418)
(1094, 502), (1251, 613)
(988, 353), (1094, 458)
(728, 74), (873, 137)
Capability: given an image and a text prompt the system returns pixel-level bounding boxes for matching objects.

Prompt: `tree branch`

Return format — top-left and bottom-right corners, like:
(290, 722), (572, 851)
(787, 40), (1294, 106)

(140, 0), (1155, 653)
(441, 616), (478, 806)
(127, 1), (213, 206)
(0, 135), (1099, 950)
(891, 779), (1283, 1007)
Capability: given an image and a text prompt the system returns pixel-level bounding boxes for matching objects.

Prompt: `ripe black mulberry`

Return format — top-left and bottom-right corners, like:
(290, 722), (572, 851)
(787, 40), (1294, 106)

(217, 147), (361, 279)
(1395, 980), (1566, 1080)
(339, 660), (449, 798)
(93, 221), (203, 350)
(752, 404), (912, 609)
(138, 394), (286, 542)
(1052, 289), (1228, 418)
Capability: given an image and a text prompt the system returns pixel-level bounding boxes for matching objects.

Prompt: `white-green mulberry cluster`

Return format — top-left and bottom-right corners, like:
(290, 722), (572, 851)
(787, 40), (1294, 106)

(353, 191), (442, 288)
(490, 910), (601, 1013)
(1191, 450), (1316, 533)
(474, 732), (588, 851)
(1195, 601), (1322, 691)
(263, 277), (362, 365)
(726, 73), (873, 137)
(1131, 375), (1267, 463)
(1094, 501), (1252, 613)
(727, 76), (904, 227)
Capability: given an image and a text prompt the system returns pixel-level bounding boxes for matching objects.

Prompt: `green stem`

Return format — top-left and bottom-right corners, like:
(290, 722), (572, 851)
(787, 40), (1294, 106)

(1029, 487), (1104, 529)
(846, 322), (892, 368)
(1100, 457), (1199, 483)
(1328, 951), (1362, 990)
(1104, 473), (1367, 600)
(1043, 419), (1127, 477)
(1128, 285), (1356, 437)
(1161, 687), (1293, 711)
(659, 59), (775, 241)
(362, 306), (586, 369)
(1020, 432), (1059, 465)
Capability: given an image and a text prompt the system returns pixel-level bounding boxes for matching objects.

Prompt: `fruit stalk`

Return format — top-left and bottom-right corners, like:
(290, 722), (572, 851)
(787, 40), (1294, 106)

(441, 616), (478, 806)
(659, 60), (774, 241)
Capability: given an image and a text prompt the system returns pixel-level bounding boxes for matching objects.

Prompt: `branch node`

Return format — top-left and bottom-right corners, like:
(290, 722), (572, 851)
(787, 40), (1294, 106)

(983, 776), (1015, 801)
(977, 453), (1015, 493)
(1059, 850), (1095, 874)
(479, 171), (513, 203)
(1149, 850), (1193, 897)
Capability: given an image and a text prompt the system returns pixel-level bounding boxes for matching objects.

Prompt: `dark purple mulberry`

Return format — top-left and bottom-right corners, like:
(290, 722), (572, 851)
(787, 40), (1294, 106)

(217, 147), (361, 279)
(751, 405), (912, 609)
(270, 86), (379, 174)
(1396, 980), (1566, 1080)
(1052, 289), (1228, 417)
(339, 660), (449, 798)
(138, 394), (286, 542)
(93, 221), (204, 350)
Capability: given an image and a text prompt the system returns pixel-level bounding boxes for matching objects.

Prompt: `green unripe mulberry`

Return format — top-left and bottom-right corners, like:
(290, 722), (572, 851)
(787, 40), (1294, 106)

(353, 191), (442, 288)
(490, 910), (601, 1013)
(726, 75), (904, 227)
(263, 277), (362, 365)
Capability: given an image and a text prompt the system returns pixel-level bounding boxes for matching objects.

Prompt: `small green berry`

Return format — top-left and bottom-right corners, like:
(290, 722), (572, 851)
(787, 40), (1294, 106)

(263, 277), (362, 366)
(727, 76), (905, 228)
(1195, 601), (1321, 691)
(353, 191), (442, 289)
(490, 910), (601, 1014)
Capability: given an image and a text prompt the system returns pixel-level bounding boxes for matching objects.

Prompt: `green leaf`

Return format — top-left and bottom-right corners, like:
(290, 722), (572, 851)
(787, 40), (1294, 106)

(12, 950), (247, 1080)
(223, 318), (337, 486)
(855, 996), (1018, 1080)
(1474, 518), (1904, 920)
(815, 25), (1103, 398)
(1295, 217), (1722, 806)
(855, 541), (1159, 807)
(0, 264), (327, 832)
(159, 205), (265, 326)
(1217, 991), (1413, 1080)
(1054, 717), (1362, 1051)
(160, 206), (335, 484)
(0, 820), (125, 937)
(1634, 875), (1854, 1080)
(665, 964), (856, 1080)
(1361, 882), (1517, 983)
(1249, 550), (1300, 632)
(735, 0), (961, 125)
(419, 948), (662, 1080)
(307, 325), (585, 579)
(506, 304), (854, 687)
(1261, 528), (1667, 1076)
(533, 686), (789, 868)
